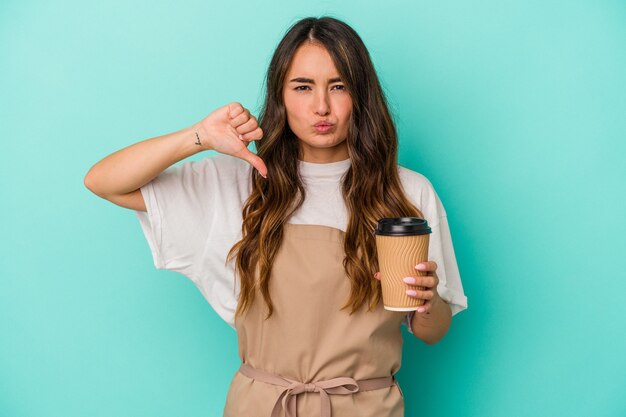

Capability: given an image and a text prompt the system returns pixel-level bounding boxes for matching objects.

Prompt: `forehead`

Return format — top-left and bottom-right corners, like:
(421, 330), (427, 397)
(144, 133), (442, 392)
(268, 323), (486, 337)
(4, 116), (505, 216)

(286, 42), (340, 78)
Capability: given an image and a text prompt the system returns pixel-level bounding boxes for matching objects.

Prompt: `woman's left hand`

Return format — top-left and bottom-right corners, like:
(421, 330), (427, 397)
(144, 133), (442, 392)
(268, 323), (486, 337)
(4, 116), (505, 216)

(374, 261), (441, 314)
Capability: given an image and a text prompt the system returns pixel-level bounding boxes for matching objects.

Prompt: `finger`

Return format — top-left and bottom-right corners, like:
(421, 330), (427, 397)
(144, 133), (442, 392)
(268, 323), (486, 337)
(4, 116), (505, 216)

(228, 102), (245, 119)
(234, 148), (268, 178)
(235, 117), (259, 135)
(403, 275), (437, 288)
(415, 261), (438, 273)
(230, 109), (251, 128)
(241, 127), (263, 141)
(416, 301), (431, 314)
(405, 288), (434, 300)
(373, 272), (381, 280)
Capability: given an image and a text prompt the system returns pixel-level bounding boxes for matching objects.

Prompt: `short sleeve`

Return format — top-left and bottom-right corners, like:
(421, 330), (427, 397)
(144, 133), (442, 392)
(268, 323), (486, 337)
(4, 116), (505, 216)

(133, 155), (251, 330)
(398, 167), (468, 335)
(402, 216), (468, 334)
(134, 158), (215, 283)
(428, 216), (468, 315)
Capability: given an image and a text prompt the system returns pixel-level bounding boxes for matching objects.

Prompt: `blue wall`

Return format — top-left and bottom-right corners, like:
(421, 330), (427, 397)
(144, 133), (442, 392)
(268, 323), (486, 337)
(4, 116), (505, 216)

(1, 1), (624, 416)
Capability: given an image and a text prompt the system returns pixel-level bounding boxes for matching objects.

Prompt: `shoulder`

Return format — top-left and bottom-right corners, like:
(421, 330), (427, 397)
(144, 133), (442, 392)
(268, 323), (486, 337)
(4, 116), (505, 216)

(397, 165), (447, 226)
(397, 165), (435, 196)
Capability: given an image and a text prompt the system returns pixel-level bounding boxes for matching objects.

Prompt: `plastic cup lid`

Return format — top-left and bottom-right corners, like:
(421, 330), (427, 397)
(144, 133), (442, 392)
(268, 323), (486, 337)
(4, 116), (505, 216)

(374, 217), (432, 236)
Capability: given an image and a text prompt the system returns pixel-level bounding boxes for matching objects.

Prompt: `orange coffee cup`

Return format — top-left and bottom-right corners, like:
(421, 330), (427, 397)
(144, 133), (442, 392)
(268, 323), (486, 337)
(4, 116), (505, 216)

(374, 217), (432, 311)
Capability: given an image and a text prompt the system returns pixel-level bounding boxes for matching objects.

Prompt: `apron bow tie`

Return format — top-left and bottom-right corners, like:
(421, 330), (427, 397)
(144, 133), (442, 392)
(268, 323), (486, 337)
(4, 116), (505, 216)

(272, 377), (360, 417)
(238, 362), (395, 417)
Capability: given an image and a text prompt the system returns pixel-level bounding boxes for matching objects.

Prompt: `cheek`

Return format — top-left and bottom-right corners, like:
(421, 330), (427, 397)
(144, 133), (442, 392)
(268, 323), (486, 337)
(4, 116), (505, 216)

(284, 97), (306, 123)
(336, 97), (353, 122)
(340, 111), (352, 131)
(284, 101), (309, 136)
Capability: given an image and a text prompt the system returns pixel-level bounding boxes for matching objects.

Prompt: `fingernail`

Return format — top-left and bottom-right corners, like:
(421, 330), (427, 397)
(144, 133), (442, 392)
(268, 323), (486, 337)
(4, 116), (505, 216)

(238, 134), (244, 140)
(403, 277), (416, 284)
(417, 307), (426, 313)
(406, 289), (417, 296)
(259, 171), (267, 179)
(415, 263), (426, 270)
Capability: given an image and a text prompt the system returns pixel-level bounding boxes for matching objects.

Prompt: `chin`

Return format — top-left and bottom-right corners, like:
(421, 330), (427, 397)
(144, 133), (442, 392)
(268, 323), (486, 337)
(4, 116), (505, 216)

(305, 142), (343, 150)
(308, 134), (345, 147)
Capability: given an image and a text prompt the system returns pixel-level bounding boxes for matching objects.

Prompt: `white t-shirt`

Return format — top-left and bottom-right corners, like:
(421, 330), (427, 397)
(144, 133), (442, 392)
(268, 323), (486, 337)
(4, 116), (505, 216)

(135, 154), (468, 334)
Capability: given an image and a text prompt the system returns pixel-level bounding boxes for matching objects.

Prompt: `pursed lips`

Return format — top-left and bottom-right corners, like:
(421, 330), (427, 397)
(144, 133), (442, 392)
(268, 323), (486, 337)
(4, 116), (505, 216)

(313, 121), (334, 134)
(314, 121), (334, 127)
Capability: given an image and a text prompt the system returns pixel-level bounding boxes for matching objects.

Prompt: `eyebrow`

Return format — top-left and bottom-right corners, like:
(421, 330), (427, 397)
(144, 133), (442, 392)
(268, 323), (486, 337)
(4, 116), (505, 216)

(289, 77), (343, 84)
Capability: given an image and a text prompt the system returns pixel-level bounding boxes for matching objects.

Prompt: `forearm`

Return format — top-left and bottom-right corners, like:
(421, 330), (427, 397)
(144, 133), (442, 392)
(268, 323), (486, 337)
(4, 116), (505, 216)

(84, 123), (209, 197)
(410, 294), (452, 345)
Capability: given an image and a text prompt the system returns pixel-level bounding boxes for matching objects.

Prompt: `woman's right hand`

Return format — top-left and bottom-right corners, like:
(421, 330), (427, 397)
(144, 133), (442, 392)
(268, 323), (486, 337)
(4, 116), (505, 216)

(196, 102), (268, 178)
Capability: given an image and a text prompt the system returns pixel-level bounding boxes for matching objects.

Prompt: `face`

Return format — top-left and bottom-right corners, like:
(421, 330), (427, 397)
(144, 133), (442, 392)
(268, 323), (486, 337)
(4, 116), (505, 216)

(283, 42), (353, 163)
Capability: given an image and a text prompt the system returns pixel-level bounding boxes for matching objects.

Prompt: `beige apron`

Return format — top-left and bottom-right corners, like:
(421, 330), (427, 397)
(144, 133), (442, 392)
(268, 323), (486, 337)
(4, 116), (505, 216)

(223, 223), (406, 417)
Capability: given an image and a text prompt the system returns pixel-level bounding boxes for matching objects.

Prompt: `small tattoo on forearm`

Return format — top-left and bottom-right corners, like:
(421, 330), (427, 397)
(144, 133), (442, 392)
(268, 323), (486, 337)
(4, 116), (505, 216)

(195, 131), (202, 146)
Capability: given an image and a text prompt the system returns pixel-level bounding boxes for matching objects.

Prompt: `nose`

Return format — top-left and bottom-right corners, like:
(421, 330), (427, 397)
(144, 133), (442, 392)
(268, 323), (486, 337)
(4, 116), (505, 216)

(313, 89), (330, 116)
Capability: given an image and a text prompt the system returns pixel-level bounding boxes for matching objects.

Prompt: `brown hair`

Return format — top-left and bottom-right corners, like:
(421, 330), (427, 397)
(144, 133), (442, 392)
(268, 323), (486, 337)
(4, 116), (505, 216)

(228, 16), (424, 321)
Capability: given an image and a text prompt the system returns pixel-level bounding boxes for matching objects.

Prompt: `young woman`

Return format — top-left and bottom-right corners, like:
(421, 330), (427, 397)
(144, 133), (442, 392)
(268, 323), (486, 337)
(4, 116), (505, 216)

(85, 16), (467, 417)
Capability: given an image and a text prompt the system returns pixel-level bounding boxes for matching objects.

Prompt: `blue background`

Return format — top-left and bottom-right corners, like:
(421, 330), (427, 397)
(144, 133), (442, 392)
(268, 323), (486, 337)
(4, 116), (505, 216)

(1, 1), (625, 416)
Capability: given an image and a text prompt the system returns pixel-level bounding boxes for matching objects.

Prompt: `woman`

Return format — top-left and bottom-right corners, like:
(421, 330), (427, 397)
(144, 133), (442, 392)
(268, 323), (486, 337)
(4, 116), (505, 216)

(85, 16), (467, 417)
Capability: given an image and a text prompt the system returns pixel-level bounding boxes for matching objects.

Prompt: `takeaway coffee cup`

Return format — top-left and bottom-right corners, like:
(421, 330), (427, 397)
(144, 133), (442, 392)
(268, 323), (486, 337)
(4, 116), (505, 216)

(374, 217), (432, 311)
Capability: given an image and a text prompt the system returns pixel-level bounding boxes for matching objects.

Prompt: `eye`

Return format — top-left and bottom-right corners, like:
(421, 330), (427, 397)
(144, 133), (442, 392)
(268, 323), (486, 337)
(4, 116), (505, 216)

(331, 84), (345, 91)
(294, 85), (310, 91)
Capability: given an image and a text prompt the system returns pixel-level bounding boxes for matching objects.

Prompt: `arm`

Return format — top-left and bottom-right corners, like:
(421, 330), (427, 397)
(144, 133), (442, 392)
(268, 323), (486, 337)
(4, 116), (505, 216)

(409, 291), (452, 345)
(84, 125), (206, 211)
(406, 261), (452, 345)
(374, 261), (452, 345)
(84, 102), (266, 210)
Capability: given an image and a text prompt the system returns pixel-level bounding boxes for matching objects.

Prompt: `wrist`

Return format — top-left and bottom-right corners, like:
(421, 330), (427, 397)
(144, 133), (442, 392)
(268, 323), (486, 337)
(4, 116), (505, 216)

(410, 294), (452, 344)
(190, 121), (214, 151)
(430, 293), (444, 309)
(412, 293), (446, 323)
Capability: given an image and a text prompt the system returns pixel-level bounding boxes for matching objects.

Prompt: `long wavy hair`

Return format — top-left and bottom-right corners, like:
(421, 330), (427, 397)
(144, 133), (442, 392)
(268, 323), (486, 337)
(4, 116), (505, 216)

(228, 16), (424, 321)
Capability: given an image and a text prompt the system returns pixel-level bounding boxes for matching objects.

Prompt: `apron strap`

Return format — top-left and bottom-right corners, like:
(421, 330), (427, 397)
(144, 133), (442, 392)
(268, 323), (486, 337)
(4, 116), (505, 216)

(238, 362), (396, 417)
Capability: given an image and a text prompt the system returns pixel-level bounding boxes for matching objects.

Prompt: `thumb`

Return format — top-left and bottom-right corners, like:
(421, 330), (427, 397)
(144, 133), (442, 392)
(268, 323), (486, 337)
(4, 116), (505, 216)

(235, 148), (268, 178)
